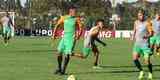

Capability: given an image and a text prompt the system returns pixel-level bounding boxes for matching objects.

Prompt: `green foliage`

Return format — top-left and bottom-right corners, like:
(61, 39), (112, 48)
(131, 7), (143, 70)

(2, 0), (160, 30)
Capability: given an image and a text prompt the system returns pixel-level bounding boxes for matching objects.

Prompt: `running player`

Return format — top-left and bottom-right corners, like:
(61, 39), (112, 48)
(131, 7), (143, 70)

(150, 10), (160, 55)
(53, 6), (82, 75)
(0, 12), (13, 45)
(73, 19), (106, 68)
(131, 10), (153, 80)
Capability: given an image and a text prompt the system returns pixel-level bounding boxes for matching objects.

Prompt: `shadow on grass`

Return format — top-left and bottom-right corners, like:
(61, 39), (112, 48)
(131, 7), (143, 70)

(70, 70), (138, 75)
(70, 66), (160, 75)
(154, 76), (160, 80)
(8, 49), (57, 53)
(100, 64), (160, 68)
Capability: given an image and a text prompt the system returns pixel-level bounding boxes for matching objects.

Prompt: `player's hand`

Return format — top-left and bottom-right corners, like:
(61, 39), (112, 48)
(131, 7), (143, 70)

(143, 36), (148, 39)
(75, 36), (80, 40)
(75, 33), (80, 40)
(103, 43), (106, 46)
(52, 34), (56, 40)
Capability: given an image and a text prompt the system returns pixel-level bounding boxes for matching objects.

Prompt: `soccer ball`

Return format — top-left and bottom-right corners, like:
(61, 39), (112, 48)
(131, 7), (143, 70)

(67, 75), (76, 80)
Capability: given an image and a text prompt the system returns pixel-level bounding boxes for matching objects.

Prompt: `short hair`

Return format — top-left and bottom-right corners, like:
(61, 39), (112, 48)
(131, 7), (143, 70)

(68, 5), (76, 10)
(95, 19), (104, 25)
(4, 11), (10, 17)
(138, 9), (145, 15)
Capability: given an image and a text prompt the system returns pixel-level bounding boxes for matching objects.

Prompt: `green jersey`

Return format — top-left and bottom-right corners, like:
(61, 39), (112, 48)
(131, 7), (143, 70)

(57, 15), (81, 54)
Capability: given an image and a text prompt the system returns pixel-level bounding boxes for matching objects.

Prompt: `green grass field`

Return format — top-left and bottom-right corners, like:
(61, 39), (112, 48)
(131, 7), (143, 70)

(0, 37), (160, 80)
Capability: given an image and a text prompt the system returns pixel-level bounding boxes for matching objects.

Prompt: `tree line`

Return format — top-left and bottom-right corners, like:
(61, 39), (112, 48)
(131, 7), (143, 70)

(0, 0), (160, 30)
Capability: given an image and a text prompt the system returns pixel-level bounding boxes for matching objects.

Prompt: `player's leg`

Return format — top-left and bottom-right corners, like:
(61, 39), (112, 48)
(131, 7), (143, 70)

(92, 46), (99, 67)
(54, 39), (64, 74)
(155, 36), (160, 55)
(72, 47), (91, 59)
(8, 28), (12, 40)
(149, 36), (156, 54)
(91, 39), (101, 68)
(3, 33), (7, 44)
(132, 45), (144, 79)
(61, 54), (70, 74)
(71, 39), (86, 59)
(72, 35), (92, 59)
(133, 54), (142, 71)
(143, 48), (153, 80)
(6, 27), (11, 43)
(3, 27), (8, 44)
(61, 37), (74, 74)
(156, 45), (160, 55)
(54, 53), (63, 74)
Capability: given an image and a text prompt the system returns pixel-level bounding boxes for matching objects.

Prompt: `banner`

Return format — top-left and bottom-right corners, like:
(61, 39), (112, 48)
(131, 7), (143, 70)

(115, 30), (133, 38)
(15, 29), (115, 38)
(54, 29), (115, 38)
(15, 29), (134, 38)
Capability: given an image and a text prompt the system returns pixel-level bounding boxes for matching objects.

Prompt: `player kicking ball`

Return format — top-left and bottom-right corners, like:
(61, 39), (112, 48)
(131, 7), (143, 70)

(53, 6), (82, 75)
(150, 10), (160, 56)
(131, 10), (154, 80)
(73, 19), (106, 69)
(0, 12), (13, 46)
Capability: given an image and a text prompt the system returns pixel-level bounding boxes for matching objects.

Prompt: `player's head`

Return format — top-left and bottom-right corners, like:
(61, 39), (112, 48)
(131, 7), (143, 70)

(137, 9), (145, 21)
(68, 6), (76, 16)
(5, 11), (9, 17)
(96, 19), (104, 29)
(155, 10), (160, 20)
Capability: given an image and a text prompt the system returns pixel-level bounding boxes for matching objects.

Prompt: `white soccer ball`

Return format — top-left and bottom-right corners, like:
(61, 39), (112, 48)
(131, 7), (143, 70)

(67, 75), (76, 80)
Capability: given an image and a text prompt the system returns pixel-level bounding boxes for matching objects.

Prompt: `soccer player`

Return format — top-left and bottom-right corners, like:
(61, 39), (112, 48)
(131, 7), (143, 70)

(131, 10), (154, 80)
(150, 11), (160, 55)
(0, 12), (13, 45)
(53, 6), (82, 75)
(73, 19), (106, 68)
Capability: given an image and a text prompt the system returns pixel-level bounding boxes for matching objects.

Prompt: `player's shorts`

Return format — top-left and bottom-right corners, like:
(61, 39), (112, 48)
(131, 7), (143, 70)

(150, 35), (160, 45)
(83, 35), (97, 58)
(3, 25), (11, 37)
(133, 44), (152, 58)
(57, 33), (74, 55)
(83, 47), (92, 58)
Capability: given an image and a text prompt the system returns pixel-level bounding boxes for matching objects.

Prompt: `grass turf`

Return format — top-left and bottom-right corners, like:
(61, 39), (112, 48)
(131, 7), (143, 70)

(0, 37), (160, 80)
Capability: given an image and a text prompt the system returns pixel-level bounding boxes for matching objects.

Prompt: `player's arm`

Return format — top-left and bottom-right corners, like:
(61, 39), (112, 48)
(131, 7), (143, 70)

(0, 18), (3, 25)
(131, 21), (137, 40)
(0, 18), (3, 27)
(0, 21), (1, 27)
(146, 21), (154, 38)
(0, 19), (1, 26)
(76, 17), (83, 40)
(95, 37), (106, 46)
(53, 16), (64, 39)
(9, 17), (14, 27)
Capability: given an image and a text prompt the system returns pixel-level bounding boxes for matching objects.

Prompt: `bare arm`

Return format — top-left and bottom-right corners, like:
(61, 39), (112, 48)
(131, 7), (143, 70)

(0, 18), (3, 25)
(146, 20), (154, 38)
(131, 21), (137, 40)
(53, 16), (64, 39)
(76, 17), (83, 40)
(0, 18), (3, 27)
(90, 27), (106, 46)
(95, 37), (106, 46)
(9, 17), (14, 27)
